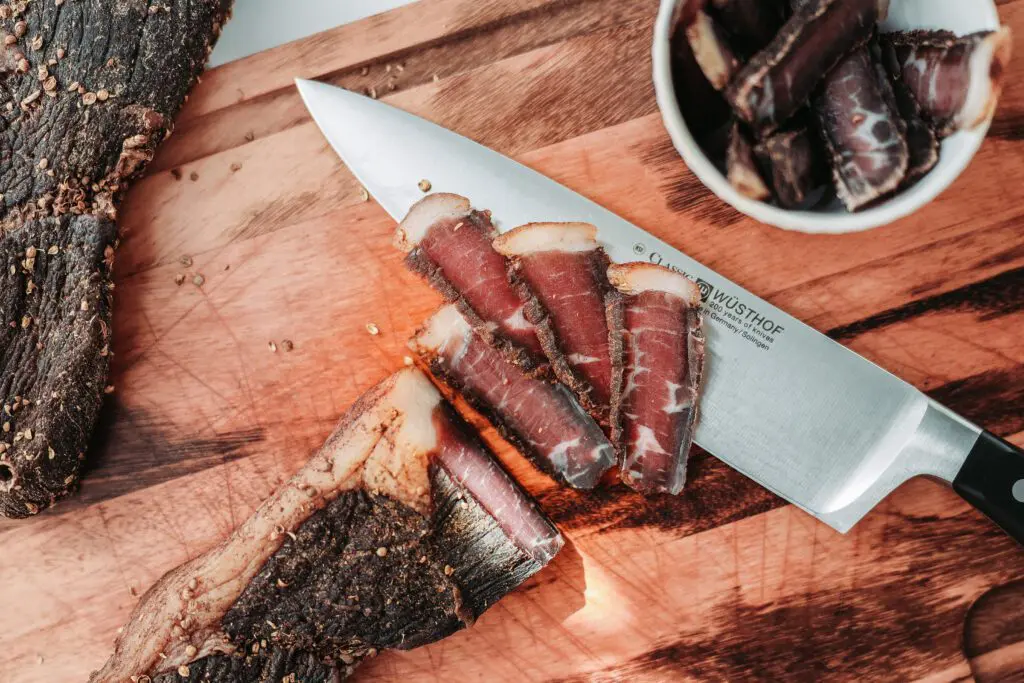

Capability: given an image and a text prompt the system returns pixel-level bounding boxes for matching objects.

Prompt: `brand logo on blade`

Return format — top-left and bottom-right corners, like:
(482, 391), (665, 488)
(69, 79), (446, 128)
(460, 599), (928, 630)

(644, 249), (785, 352)
(695, 279), (713, 302)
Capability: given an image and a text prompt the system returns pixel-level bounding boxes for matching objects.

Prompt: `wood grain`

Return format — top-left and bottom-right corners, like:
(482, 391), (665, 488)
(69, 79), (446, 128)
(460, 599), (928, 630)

(1, 0), (1023, 681)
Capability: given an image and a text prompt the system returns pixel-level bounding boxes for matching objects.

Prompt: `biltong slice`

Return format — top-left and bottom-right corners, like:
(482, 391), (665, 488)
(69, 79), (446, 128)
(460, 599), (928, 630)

(881, 28), (1012, 138)
(397, 194), (548, 374)
(607, 263), (705, 496)
(754, 121), (829, 208)
(815, 45), (909, 211)
(725, 0), (888, 135)
(493, 222), (616, 427)
(726, 121), (772, 202)
(412, 305), (616, 490)
(685, 9), (740, 91)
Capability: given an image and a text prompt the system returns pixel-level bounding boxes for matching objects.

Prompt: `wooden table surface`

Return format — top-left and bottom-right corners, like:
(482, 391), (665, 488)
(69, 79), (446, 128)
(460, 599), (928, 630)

(2, 1), (1023, 681)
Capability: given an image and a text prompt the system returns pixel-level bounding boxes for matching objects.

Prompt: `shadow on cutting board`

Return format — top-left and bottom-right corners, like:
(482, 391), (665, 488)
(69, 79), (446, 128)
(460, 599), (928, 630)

(964, 579), (1024, 682)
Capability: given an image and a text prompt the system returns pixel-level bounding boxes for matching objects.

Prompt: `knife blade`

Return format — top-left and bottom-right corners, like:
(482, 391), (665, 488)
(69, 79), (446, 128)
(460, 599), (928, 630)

(296, 78), (1024, 540)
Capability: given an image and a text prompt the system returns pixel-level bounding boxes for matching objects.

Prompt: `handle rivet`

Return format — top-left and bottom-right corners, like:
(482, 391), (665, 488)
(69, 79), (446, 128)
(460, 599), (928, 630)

(1013, 480), (1024, 503)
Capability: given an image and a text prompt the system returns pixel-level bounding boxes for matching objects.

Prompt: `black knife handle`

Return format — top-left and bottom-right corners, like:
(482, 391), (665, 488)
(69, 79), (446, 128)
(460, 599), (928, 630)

(953, 431), (1024, 545)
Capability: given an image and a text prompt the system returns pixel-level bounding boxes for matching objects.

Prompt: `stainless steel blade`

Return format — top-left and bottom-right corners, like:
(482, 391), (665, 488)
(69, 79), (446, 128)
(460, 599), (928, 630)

(296, 78), (983, 532)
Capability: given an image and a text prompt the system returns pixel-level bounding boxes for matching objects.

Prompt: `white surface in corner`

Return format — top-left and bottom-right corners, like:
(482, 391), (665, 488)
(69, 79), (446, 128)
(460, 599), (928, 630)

(209, 0), (418, 67)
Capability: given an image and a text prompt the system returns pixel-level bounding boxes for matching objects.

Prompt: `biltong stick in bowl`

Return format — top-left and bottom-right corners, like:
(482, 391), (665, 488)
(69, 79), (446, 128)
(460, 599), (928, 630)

(607, 264), (705, 496)
(726, 0), (888, 135)
(755, 122), (829, 208)
(685, 9), (740, 90)
(91, 368), (562, 683)
(883, 53), (940, 186)
(396, 194), (547, 374)
(726, 121), (772, 201)
(708, 0), (787, 54)
(494, 222), (615, 429)
(412, 305), (616, 490)
(881, 28), (1012, 138)
(815, 46), (909, 211)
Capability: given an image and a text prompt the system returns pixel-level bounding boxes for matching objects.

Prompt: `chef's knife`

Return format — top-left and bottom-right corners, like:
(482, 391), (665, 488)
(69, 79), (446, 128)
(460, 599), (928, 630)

(296, 78), (1024, 543)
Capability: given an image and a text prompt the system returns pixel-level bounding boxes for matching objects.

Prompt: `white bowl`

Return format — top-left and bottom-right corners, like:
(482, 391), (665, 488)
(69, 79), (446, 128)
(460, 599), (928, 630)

(652, 0), (1003, 234)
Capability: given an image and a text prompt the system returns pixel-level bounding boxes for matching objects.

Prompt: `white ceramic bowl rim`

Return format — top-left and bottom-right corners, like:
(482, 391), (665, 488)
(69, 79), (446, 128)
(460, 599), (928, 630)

(651, 0), (1001, 234)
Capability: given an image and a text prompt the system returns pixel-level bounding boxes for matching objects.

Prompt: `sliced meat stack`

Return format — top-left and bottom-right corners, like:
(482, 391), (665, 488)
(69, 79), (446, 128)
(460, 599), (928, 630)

(670, 0), (1012, 212)
(397, 194), (706, 495)
(607, 264), (706, 495)
(91, 368), (562, 683)
(411, 305), (615, 490)
(396, 193), (546, 372)
(493, 222), (616, 427)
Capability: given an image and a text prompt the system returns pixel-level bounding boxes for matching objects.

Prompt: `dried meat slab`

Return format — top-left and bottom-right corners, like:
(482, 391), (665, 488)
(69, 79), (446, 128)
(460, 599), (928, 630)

(726, 121), (772, 201)
(708, 0), (787, 54)
(0, 0), (232, 518)
(91, 368), (562, 683)
(881, 28), (1012, 138)
(685, 9), (740, 91)
(412, 305), (616, 490)
(755, 123), (829, 208)
(494, 222), (615, 427)
(396, 194), (546, 373)
(0, 0), (231, 229)
(0, 215), (116, 518)
(725, 0), (887, 135)
(815, 46), (909, 211)
(607, 264), (705, 496)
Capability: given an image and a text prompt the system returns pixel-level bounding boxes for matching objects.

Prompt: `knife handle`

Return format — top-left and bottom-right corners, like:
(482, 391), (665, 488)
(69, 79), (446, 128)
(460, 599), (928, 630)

(953, 431), (1024, 545)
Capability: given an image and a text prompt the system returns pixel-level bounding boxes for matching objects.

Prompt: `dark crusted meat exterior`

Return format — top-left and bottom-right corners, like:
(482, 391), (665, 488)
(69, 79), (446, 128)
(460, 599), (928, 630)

(815, 46), (909, 211)
(725, 0), (887, 135)
(0, 0), (231, 227)
(708, 0), (786, 54)
(726, 121), (771, 201)
(92, 369), (562, 682)
(0, 215), (116, 517)
(754, 122), (828, 208)
(881, 28), (1012, 138)
(0, 0), (233, 517)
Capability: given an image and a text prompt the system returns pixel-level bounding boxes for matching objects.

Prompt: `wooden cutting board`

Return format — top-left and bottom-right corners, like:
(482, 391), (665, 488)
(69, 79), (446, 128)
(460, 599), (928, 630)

(2, 0), (1022, 681)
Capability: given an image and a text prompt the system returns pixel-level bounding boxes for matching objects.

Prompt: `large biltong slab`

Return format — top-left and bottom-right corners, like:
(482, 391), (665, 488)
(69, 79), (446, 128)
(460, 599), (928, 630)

(726, 121), (772, 201)
(881, 28), (1012, 138)
(0, 0), (232, 517)
(91, 368), (562, 683)
(725, 0), (887, 135)
(685, 9), (740, 91)
(708, 0), (787, 54)
(412, 305), (616, 490)
(0, 215), (116, 518)
(754, 123), (829, 208)
(396, 194), (547, 373)
(494, 222), (615, 427)
(607, 264), (705, 496)
(815, 46), (909, 211)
